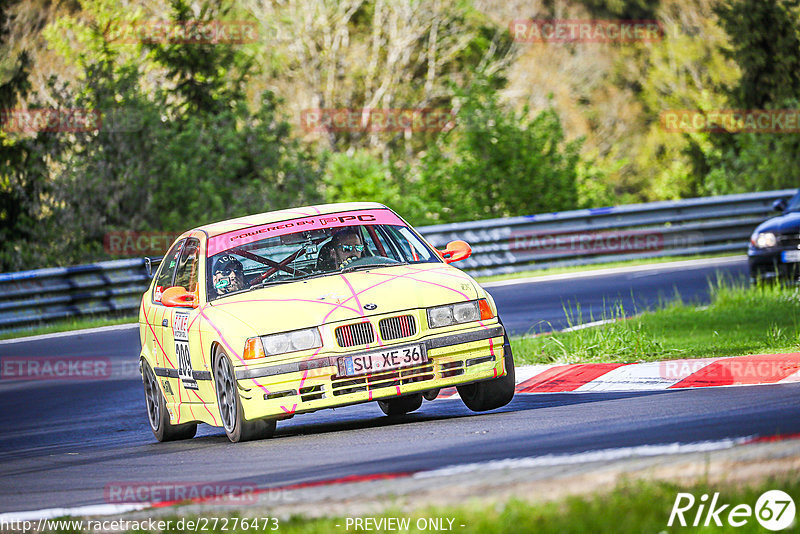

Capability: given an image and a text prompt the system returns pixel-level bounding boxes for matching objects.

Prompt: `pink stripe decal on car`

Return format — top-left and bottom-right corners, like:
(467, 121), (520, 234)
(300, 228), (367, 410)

(207, 209), (405, 256)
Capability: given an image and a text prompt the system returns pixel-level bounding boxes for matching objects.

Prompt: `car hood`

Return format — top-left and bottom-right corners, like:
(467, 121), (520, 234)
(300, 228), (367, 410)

(206, 263), (482, 335)
(755, 211), (800, 234)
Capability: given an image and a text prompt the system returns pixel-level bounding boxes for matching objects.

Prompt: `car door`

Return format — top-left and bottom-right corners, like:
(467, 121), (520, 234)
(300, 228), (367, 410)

(141, 238), (185, 404)
(164, 237), (209, 401)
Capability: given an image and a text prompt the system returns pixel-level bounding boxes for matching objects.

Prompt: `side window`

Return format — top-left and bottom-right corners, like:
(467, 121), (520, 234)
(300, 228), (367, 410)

(153, 239), (185, 303)
(366, 226), (400, 260)
(174, 238), (200, 292)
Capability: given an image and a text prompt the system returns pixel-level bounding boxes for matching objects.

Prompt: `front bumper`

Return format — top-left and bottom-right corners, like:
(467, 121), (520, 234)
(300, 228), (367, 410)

(234, 325), (506, 420)
(748, 248), (800, 281)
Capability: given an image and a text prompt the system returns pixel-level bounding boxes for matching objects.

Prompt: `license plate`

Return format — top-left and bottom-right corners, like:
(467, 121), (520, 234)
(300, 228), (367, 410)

(338, 344), (427, 377)
(782, 250), (800, 263)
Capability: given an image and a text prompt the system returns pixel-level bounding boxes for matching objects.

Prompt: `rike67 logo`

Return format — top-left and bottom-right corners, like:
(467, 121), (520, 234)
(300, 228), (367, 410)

(669, 490), (796, 531)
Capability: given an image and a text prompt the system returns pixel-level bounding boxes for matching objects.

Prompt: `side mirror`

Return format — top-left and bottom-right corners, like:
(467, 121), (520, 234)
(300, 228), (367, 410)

(773, 198), (787, 212)
(440, 240), (472, 263)
(144, 256), (162, 278)
(161, 286), (198, 308)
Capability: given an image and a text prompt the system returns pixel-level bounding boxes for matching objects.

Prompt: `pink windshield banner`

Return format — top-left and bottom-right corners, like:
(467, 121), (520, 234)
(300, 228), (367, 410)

(207, 209), (405, 256)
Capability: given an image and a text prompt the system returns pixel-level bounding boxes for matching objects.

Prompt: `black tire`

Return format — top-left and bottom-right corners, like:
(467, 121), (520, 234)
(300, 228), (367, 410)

(142, 360), (197, 442)
(378, 393), (423, 416)
(214, 349), (276, 443)
(457, 330), (515, 412)
(422, 388), (440, 401)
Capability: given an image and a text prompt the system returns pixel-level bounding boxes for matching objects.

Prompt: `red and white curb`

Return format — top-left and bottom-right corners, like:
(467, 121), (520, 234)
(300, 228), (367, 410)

(437, 352), (800, 399)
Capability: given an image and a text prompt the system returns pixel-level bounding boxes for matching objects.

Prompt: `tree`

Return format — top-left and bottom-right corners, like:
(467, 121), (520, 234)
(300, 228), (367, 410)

(714, 0), (800, 108)
(419, 78), (581, 223)
(699, 0), (800, 194)
(19, 0), (324, 267)
(0, 0), (62, 270)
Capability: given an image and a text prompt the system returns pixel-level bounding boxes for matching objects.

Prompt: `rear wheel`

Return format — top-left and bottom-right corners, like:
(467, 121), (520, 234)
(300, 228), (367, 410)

(457, 330), (515, 412)
(214, 349), (276, 443)
(142, 360), (197, 442)
(378, 393), (423, 416)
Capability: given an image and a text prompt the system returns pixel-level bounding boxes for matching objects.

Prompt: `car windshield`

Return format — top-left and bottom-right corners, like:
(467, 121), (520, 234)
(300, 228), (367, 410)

(785, 191), (800, 213)
(206, 219), (440, 300)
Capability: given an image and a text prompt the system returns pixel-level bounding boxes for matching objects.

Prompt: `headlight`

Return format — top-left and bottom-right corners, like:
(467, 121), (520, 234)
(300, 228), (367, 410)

(751, 232), (777, 248)
(427, 299), (493, 328)
(246, 327), (322, 360)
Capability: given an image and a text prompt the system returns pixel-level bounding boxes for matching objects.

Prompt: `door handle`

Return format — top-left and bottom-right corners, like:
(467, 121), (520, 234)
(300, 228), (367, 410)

(162, 319), (168, 327)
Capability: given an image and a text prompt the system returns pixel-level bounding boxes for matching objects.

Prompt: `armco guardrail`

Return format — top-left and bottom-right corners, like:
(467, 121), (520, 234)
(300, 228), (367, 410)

(0, 189), (794, 332)
(0, 260), (149, 331)
(422, 189), (796, 277)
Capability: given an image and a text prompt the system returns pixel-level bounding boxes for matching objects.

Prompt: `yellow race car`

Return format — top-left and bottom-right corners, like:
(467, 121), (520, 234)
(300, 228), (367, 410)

(139, 202), (514, 442)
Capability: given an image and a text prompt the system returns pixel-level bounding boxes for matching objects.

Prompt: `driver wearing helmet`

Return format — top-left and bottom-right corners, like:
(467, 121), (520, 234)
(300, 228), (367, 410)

(212, 255), (244, 296)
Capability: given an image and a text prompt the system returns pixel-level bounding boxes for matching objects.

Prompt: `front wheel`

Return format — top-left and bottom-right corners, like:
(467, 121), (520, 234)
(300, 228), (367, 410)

(214, 349), (276, 443)
(457, 332), (515, 412)
(142, 360), (197, 442)
(378, 393), (423, 416)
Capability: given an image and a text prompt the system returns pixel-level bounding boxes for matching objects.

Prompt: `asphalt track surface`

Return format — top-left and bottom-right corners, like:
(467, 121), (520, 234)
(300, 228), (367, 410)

(5, 256), (798, 514)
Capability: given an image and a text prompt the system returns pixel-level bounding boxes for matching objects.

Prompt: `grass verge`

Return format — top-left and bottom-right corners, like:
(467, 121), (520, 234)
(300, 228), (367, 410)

(474, 252), (741, 283)
(511, 276), (800, 365)
(117, 475), (799, 534)
(0, 315), (136, 341)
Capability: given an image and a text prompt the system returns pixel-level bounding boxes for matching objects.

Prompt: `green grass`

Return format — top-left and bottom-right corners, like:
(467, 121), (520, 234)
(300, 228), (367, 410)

(0, 314), (136, 341)
(474, 252), (740, 283)
(113, 475), (800, 534)
(511, 276), (800, 365)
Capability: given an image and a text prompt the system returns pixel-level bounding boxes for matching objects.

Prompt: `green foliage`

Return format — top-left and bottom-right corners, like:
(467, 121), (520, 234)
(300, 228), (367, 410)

(714, 0), (800, 108)
(420, 79), (582, 223)
(0, 0), (323, 269)
(145, 0), (254, 116)
(697, 0), (800, 196)
(702, 106), (800, 196)
(8, 0), (800, 272)
(0, 1), (65, 270)
(323, 150), (431, 223)
(577, 0), (661, 18)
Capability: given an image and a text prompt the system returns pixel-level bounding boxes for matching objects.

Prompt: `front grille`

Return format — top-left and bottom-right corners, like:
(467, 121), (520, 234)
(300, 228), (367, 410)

(378, 315), (417, 341)
(299, 384), (325, 402)
(440, 360), (464, 378)
(331, 362), (435, 396)
(335, 322), (375, 347)
(778, 233), (800, 247)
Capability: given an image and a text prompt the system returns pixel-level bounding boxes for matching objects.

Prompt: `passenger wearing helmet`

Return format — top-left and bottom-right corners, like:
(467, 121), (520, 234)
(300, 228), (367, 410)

(213, 255), (244, 296)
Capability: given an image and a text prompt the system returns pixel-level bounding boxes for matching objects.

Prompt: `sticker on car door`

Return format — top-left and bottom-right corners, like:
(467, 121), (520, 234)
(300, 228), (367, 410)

(174, 311), (198, 390)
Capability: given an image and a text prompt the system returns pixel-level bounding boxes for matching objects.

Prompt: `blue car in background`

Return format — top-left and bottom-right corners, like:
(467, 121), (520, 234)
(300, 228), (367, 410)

(749, 189), (800, 282)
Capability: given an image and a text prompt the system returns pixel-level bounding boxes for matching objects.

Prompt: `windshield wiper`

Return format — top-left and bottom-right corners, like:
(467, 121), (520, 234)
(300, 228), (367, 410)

(250, 272), (328, 290)
(340, 261), (409, 273)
